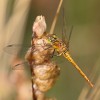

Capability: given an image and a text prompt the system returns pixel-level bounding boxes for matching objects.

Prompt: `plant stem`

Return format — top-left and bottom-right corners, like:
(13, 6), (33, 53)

(50, 0), (63, 35)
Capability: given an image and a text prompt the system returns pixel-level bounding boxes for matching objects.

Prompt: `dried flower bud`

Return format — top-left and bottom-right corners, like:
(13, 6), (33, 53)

(32, 15), (47, 38)
(34, 62), (60, 80)
(33, 62), (60, 92)
(25, 36), (54, 64)
(35, 78), (56, 92)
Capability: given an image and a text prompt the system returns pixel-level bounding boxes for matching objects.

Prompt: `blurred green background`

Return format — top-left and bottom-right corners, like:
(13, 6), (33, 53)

(0, 0), (100, 100)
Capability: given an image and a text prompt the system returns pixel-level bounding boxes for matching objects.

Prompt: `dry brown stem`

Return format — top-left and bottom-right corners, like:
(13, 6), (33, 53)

(49, 0), (63, 35)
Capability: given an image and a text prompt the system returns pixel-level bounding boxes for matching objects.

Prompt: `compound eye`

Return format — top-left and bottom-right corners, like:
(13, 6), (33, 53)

(54, 37), (56, 40)
(48, 37), (52, 42)
(53, 35), (57, 39)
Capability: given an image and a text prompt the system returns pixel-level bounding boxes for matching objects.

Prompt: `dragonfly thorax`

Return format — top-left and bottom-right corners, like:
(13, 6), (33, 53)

(48, 35), (67, 54)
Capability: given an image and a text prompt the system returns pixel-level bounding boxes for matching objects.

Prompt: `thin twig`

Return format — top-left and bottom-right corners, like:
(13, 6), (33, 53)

(49, 0), (63, 35)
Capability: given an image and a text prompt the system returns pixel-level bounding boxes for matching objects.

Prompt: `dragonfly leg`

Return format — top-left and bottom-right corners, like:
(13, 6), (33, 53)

(56, 52), (63, 56)
(50, 49), (55, 58)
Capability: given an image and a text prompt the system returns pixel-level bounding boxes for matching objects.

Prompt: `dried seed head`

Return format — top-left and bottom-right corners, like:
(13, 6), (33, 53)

(34, 62), (60, 80)
(35, 78), (56, 92)
(32, 15), (47, 38)
(25, 36), (54, 64)
(33, 62), (60, 92)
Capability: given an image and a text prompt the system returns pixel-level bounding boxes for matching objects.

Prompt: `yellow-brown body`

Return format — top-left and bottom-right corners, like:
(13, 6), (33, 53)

(48, 34), (93, 87)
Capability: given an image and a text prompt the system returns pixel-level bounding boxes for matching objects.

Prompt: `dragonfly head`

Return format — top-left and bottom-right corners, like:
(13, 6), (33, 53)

(48, 35), (57, 43)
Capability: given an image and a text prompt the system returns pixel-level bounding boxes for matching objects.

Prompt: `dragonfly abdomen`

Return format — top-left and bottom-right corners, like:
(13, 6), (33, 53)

(63, 51), (93, 87)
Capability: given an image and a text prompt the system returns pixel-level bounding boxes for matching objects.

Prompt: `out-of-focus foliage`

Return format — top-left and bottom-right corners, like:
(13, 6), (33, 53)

(0, 0), (100, 100)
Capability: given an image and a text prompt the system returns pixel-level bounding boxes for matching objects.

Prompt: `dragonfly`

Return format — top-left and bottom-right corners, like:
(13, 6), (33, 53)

(47, 0), (94, 88)
(47, 34), (94, 88)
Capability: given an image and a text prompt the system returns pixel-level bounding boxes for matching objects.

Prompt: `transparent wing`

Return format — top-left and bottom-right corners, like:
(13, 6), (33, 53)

(3, 44), (30, 55)
(66, 26), (73, 51)
(12, 61), (28, 70)
(4, 44), (53, 54)
(4, 43), (54, 70)
(61, 6), (73, 51)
